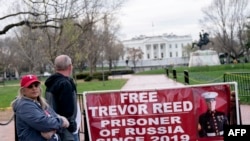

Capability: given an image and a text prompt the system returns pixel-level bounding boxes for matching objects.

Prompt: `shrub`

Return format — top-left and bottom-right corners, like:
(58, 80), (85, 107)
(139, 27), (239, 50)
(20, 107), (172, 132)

(76, 73), (88, 79)
(84, 76), (92, 81)
(96, 74), (109, 81)
(110, 69), (134, 75)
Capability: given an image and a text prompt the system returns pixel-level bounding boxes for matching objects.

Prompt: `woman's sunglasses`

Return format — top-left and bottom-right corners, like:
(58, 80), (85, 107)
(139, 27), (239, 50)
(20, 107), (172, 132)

(27, 83), (40, 89)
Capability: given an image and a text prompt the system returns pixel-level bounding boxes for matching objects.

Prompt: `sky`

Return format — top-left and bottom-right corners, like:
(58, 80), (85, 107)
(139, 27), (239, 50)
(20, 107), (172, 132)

(118, 0), (213, 41)
(0, 0), (213, 41)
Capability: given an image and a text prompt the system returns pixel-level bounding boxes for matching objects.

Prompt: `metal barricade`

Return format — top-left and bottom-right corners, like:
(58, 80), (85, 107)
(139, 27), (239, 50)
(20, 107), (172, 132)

(77, 93), (89, 141)
(224, 72), (250, 98)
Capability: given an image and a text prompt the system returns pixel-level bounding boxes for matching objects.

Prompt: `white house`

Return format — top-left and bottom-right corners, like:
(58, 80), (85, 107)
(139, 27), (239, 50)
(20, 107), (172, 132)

(118, 33), (193, 68)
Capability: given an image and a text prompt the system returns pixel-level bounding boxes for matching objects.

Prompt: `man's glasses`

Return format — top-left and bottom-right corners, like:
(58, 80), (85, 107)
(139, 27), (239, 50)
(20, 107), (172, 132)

(27, 83), (40, 89)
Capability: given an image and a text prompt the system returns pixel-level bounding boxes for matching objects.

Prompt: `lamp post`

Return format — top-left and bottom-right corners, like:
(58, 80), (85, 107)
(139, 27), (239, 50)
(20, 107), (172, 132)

(101, 51), (105, 86)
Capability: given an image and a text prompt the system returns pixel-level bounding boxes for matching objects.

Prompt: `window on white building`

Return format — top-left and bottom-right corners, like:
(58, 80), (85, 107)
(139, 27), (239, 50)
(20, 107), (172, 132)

(153, 44), (157, 49)
(175, 44), (178, 48)
(161, 52), (164, 58)
(147, 54), (150, 59)
(160, 43), (165, 49)
(146, 45), (151, 50)
(169, 44), (172, 48)
(170, 52), (172, 57)
(153, 44), (158, 58)
(176, 52), (178, 57)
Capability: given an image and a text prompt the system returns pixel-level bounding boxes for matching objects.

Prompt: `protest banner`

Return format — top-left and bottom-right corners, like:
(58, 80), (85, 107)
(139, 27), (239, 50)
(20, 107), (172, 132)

(84, 82), (239, 141)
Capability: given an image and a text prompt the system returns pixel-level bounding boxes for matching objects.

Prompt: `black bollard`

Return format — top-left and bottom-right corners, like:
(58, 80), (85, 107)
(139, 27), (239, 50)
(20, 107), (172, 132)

(184, 70), (189, 85)
(165, 68), (169, 77)
(15, 115), (18, 141)
(173, 69), (177, 80)
(83, 110), (89, 141)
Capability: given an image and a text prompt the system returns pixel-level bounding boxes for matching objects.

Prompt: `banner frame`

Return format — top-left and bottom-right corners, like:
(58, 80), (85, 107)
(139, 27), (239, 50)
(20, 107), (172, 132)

(83, 81), (239, 140)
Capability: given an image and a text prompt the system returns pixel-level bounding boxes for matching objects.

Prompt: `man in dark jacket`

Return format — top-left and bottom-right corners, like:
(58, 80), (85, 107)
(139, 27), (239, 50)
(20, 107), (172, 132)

(45, 55), (79, 141)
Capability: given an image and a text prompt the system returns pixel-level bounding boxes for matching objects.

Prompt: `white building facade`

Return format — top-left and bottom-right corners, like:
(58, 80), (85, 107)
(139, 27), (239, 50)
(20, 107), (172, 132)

(118, 34), (193, 67)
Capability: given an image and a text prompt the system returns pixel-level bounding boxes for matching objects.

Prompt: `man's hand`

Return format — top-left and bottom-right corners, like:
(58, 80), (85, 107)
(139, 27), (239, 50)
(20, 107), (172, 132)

(59, 115), (70, 128)
(41, 130), (56, 139)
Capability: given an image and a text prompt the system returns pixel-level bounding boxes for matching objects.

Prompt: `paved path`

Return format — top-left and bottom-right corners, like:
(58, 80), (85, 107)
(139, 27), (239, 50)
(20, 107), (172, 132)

(239, 105), (250, 124)
(1, 74), (250, 141)
(121, 74), (250, 124)
(0, 120), (15, 141)
(121, 74), (184, 90)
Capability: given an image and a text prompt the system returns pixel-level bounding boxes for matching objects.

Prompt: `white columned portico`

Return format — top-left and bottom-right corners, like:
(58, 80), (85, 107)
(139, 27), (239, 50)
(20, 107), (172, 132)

(121, 34), (193, 67)
(150, 44), (153, 59)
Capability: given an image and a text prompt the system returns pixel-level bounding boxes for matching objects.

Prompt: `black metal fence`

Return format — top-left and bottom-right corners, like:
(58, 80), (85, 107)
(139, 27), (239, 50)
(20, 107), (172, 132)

(77, 93), (89, 141)
(182, 71), (250, 98)
(223, 72), (250, 98)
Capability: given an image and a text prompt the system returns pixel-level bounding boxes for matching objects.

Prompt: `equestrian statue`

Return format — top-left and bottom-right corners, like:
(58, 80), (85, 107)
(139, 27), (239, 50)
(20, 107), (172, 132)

(192, 31), (213, 50)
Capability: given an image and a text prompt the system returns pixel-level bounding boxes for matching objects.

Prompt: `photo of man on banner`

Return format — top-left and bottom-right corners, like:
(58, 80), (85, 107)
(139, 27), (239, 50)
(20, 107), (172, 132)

(198, 91), (229, 138)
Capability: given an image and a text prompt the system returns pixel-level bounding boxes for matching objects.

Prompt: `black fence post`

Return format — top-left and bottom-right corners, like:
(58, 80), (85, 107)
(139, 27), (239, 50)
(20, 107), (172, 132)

(184, 70), (189, 85)
(173, 69), (177, 80)
(165, 68), (169, 77)
(15, 115), (18, 141)
(238, 101), (242, 125)
(83, 110), (89, 141)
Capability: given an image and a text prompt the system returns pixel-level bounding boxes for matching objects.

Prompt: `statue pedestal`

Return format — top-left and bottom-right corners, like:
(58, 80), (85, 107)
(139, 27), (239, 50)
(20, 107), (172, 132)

(188, 50), (221, 67)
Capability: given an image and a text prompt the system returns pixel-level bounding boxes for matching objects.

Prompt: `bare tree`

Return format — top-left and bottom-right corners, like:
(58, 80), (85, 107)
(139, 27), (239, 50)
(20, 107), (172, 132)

(14, 27), (46, 73)
(200, 0), (249, 62)
(126, 48), (144, 69)
(0, 38), (14, 75)
(0, 0), (87, 35)
(0, 0), (125, 37)
(0, 37), (27, 78)
(102, 14), (123, 71)
(111, 41), (125, 68)
(0, 0), (127, 76)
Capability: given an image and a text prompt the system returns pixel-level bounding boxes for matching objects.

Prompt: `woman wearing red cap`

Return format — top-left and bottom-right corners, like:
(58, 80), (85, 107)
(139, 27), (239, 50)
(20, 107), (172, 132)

(11, 74), (69, 141)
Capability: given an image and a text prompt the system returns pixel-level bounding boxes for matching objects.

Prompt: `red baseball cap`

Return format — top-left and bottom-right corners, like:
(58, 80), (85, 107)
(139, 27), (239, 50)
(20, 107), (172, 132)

(20, 74), (40, 87)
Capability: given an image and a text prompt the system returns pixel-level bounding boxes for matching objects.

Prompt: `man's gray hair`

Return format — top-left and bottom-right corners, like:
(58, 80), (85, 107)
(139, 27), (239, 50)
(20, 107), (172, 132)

(54, 55), (72, 71)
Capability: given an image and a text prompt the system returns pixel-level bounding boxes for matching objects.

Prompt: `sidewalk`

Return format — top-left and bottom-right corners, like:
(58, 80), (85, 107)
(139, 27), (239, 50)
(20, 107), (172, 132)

(121, 74), (184, 90)
(0, 120), (14, 141)
(1, 74), (250, 141)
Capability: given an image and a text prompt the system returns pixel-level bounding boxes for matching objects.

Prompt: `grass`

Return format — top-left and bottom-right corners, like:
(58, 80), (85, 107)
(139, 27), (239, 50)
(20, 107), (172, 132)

(136, 63), (250, 85)
(75, 79), (127, 92)
(137, 63), (250, 104)
(0, 86), (19, 109)
(172, 69), (250, 85)
(0, 79), (127, 109)
(1, 63), (250, 108)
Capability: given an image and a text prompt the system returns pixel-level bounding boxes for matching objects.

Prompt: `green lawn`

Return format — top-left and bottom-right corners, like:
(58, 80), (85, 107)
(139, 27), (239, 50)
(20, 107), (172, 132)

(0, 79), (127, 109)
(137, 63), (250, 104)
(1, 63), (250, 108)
(137, 63), (250, 85)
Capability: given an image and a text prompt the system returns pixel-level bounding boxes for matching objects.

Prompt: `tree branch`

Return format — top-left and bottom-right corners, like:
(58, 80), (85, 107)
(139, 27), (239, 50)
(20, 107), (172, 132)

(0, 12), (40, 20)
(0, 21), (27, 34)
(0, 20), (61, 35)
